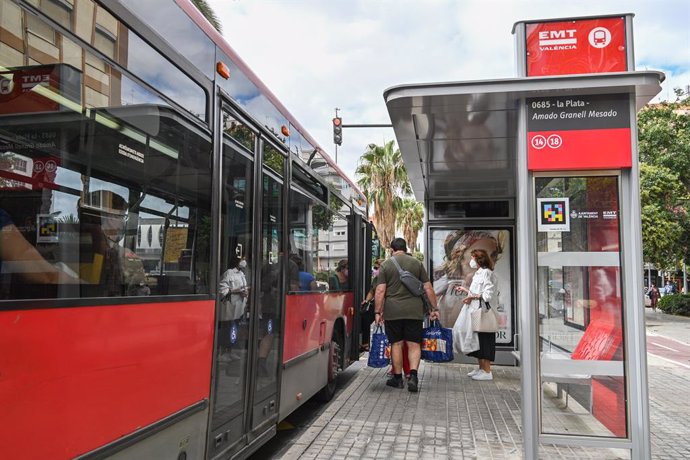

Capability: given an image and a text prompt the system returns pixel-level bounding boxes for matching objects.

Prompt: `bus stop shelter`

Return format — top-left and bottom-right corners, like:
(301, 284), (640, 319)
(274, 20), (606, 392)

(382, 14), (664, 457)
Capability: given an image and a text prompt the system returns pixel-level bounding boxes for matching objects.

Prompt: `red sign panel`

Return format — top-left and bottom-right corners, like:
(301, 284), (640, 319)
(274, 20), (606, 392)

(526, 17), (627, 76)
(0, 64), (81, 115)
(527, 94), (631, 171)
(0, 65), (61, 114)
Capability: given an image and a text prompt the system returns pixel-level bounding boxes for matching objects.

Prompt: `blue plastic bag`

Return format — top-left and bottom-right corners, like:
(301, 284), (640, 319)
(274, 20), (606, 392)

(421, 320), (454, 363)
(367, 325), (390, 368)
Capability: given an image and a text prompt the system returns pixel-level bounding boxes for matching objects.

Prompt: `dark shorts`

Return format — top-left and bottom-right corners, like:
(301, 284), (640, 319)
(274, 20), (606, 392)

(385, 319), (423, 344)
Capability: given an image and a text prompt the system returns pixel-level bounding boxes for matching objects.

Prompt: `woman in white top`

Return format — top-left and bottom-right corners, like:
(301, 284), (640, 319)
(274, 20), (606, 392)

(454, 248), (498, 381)
(219, 258), (249, 321)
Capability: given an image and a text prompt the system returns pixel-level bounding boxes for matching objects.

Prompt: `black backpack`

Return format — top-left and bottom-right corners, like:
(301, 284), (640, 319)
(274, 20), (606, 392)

(390, 256), (424, 297)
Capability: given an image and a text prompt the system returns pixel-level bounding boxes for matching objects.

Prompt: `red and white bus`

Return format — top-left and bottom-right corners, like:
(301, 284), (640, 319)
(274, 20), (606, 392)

(0, 1), (373, 458)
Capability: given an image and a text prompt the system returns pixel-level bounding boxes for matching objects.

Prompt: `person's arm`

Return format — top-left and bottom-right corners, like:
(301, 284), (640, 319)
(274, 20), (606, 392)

(374, 282), (386, 324)
(362, 277), (378, 303)
(219, 270), (232, 297)
(0, 223), (77, 284)
(423, 281), (440, 321)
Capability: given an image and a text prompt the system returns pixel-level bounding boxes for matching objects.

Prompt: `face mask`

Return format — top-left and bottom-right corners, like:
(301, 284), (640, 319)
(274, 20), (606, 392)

(238, 260), (247, 270)
(469, 259), (478, 269)
(372, 268), (379, 277)
(102, 216), (126, 243)
(343, 269), (349, 277)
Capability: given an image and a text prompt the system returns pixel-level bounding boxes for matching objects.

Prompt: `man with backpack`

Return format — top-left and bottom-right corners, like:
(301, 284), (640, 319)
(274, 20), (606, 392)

(374, 238), (439, 392)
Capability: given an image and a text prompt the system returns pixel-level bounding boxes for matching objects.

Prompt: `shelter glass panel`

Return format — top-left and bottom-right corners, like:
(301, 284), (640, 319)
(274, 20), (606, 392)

(535, 175), (627, 438)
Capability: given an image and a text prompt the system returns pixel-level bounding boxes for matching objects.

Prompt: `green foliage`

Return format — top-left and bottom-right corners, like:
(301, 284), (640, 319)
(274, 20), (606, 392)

(315, 271), (329, 282)
(311, 195), (342, 231)
(638, 100), (690, 190)
(657, 294), (690, 317)
(355, 141), (411, 247)
(397, 197), (424, 251)
(190, 0), (222, 33)
(639, 163), (690, 268)
(638, 94), (690, 269)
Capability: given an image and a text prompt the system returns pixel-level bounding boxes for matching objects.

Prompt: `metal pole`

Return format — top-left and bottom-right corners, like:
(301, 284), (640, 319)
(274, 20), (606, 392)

(517, 97), (539, 460)
(626, 94), (652, 459)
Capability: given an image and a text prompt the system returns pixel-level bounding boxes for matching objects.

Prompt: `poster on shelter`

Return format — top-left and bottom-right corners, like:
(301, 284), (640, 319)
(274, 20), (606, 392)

(429, 228), (513, 344)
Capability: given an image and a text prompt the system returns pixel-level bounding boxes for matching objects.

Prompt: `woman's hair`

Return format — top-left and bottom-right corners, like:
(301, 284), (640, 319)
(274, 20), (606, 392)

(434, 230), (504, 279)
(471, 248), (494, 270)
(336, 259), (348, 272)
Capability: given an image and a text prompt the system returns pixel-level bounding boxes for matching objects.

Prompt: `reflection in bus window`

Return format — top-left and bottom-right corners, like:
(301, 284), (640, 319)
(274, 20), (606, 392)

(0, 11), (212, 300)
(288, 190), (352, 292)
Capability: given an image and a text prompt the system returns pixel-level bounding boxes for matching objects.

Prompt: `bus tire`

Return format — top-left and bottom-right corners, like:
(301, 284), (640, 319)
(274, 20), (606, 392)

(317, 334), (341, 402)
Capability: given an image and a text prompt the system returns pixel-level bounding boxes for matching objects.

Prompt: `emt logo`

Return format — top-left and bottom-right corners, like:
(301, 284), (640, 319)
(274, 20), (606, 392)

(538, 29), (577, 50)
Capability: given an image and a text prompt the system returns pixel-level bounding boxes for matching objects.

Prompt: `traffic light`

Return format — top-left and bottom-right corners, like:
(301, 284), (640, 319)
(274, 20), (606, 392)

(332, 117), (342, 146)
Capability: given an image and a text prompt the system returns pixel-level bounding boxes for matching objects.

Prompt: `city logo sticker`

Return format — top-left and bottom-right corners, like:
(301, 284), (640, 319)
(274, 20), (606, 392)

(537, 198), (570, 232)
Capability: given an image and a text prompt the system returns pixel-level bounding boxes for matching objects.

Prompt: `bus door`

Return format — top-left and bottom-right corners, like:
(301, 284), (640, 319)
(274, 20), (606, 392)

(247, 142), (286, 436)
(209, 112), (256, 458)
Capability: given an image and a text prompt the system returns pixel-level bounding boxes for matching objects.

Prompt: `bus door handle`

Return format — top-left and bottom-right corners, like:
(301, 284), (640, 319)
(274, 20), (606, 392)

(319, 320), (326, 345)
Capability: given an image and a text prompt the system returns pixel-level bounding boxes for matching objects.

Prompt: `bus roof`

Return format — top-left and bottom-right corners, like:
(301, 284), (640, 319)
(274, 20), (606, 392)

(175, 0), (366, 208)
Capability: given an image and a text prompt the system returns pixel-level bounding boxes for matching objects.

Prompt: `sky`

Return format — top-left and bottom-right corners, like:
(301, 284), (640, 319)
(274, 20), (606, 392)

(205, 0), (690, 187)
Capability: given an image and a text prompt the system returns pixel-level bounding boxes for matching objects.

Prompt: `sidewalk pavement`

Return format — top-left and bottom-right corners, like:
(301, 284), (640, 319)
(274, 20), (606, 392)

(644, 309), (690, 459)
(281, 312), (690, 459)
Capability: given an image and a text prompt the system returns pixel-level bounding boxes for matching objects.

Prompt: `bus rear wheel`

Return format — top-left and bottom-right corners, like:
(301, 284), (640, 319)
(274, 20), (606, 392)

(317, 336), (341, 401)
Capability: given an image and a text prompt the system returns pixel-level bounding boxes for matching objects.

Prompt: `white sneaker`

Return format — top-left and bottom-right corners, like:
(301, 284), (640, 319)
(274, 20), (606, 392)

(467, 368), (481, 377)
(471, 370), (493, 381)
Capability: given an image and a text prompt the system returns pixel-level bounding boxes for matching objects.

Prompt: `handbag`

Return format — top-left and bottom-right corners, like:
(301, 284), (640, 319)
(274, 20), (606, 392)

(360, 298), (374, 313)
(367, 324), (391, 368)
(471, 299), (499, 333)
(421, 320), (454, 362)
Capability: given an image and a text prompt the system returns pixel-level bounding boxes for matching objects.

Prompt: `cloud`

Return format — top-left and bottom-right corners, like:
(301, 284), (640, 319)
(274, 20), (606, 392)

(206, 0), (690, 182)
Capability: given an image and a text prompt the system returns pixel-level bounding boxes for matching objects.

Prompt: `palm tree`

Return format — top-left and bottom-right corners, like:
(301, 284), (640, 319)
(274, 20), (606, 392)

(398, 198), (424, 252)
(355, 141), (411, 249)
(191, 0), (222, 33)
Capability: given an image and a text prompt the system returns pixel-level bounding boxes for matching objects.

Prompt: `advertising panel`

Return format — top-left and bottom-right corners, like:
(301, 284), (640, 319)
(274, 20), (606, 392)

(430, 228), (513, 344)
(527, 93), (631, 171)
(526, 17), (627, 76)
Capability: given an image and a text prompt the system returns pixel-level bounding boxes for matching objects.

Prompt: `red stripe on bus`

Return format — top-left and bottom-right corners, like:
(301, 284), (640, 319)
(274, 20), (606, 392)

(283, 292), (353, 363)
(0, 300), (214, 459)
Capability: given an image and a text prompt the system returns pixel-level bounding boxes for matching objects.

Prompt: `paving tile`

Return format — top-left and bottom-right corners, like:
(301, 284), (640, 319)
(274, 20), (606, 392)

(281, 358), (689, 459)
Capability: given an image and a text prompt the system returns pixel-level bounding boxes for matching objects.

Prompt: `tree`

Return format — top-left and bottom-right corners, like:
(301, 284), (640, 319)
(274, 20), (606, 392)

(638, 91), (690, 271)
(639, 163), (689, 269)
(191, 0), (222, 33)
(355, 141), (411, 249)
(397, 197), (424, 252)
(638, 96), (690, 191)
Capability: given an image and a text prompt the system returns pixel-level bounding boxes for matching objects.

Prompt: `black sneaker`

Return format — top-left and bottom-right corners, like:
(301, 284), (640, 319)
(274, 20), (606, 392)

(407, 374), (419, 392)
(385, 377), (404, 389)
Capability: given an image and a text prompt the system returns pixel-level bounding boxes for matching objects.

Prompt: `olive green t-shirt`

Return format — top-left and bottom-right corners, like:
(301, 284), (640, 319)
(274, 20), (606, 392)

(379, 253), (429, 321)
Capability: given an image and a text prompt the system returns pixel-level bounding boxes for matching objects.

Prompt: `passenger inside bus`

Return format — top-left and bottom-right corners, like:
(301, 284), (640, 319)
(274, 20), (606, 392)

(78, 190), (147, 297)
(329, 259), (349, 291)
(0, 208), (80, 285)
(290, 254), (317, 291)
